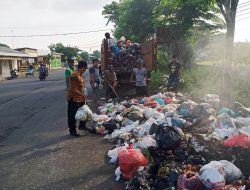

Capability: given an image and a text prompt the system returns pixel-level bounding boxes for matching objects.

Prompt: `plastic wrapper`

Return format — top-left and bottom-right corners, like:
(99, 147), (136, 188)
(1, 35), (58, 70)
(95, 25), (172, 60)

(150, 93), (164, 100)
(93, 114), (109, 123)
(217, 113), (236, 129)
(178, 100), (198, 113)
(218, 107), (236, 118)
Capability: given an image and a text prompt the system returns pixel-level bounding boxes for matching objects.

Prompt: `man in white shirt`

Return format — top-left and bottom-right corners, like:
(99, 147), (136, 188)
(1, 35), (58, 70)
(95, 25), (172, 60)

(131, 59), (148, 96)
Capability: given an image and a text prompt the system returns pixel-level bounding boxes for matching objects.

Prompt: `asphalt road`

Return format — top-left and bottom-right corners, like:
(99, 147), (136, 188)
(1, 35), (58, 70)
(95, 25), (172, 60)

(0, 69), (124, 190)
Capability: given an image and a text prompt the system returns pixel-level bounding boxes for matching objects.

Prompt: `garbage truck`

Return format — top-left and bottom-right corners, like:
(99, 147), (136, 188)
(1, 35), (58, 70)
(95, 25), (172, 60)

(101, 38), (157, 100)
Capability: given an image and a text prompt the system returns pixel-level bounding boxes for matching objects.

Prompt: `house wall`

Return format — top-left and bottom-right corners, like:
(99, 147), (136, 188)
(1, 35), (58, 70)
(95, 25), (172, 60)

(0, 60), (11, 78)
(13, 59), (18, 70)
(0, 59), (18, 79)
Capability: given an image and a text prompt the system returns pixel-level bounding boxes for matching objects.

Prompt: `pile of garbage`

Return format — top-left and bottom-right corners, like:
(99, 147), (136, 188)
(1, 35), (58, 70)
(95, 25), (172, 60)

(76, 93), (250, 189)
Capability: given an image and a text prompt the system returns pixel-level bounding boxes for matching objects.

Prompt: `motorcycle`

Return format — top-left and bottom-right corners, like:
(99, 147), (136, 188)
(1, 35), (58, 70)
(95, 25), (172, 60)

(8, 69), (19, 80)
(39, 71), (47, 81)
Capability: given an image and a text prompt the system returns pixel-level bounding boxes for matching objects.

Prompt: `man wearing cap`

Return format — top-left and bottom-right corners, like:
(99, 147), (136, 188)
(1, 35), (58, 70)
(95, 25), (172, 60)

(131, 59), (148, 96)
(67, 61), (88, 137)
(65, 58), (75, 91)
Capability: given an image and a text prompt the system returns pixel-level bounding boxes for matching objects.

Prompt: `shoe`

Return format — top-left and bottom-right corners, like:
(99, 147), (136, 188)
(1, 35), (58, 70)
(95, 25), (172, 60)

(70, 132), (80, 137)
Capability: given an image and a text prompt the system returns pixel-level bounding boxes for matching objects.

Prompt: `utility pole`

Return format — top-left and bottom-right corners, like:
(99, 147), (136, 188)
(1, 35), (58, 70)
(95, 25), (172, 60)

(11, 30), (14, 49)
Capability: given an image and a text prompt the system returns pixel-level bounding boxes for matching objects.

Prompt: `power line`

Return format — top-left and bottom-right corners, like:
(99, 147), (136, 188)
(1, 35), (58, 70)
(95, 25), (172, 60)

(238, 1), (250, 8)
(236, 15), (250, 22)
(237, 6), (250, 13)
(0, 29), (112, 38)
(236, 11), (250, 17)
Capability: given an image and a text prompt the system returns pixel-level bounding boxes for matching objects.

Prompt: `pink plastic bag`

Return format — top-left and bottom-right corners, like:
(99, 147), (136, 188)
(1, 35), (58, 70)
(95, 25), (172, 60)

(118, 148), (148, 180)
(224, 134), (250, 148)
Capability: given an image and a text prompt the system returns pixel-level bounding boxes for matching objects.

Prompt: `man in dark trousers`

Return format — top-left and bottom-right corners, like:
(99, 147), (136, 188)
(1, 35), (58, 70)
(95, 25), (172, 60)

(67, 61), (88, 137)
(167, 55), (183, 93)
(89, 59), (101, 108)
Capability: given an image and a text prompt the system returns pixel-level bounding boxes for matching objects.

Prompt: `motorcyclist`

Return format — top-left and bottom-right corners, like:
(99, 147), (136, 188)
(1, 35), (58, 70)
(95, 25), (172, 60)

(39, 64), (47, 80)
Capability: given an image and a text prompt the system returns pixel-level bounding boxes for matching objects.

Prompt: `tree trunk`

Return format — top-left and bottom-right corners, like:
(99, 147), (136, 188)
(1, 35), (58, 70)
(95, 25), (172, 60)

(220, 20), (235, 108)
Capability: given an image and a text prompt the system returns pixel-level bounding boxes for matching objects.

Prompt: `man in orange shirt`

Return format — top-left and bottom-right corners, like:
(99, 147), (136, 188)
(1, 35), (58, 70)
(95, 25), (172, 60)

(67, 61), (88, 137)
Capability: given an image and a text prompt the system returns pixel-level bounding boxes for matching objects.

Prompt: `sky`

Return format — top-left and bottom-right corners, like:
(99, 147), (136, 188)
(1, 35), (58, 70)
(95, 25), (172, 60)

(0, 0), (249, 53)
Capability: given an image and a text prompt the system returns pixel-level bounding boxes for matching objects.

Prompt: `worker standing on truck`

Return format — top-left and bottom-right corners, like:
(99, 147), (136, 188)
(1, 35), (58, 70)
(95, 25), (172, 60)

(131, 59), (148, 97)
(105, 32), (116, 52)
(167, 55), (183, 93)
(67, 61), (88, 137)
(89, 59), (101, 108)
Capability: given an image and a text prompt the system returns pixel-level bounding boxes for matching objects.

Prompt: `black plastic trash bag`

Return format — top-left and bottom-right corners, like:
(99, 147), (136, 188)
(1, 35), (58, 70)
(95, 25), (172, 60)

(103, 120), (121, 134)
(155, 125), (184, 150)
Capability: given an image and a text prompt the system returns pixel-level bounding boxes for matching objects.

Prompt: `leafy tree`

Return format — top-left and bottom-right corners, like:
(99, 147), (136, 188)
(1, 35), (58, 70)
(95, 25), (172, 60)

(48, 43), (80, 62)
(103, 0), (159, 42)
(78, 51), (89, 62)
(0, 43), (10, 48)
(92, 50), (101, 59)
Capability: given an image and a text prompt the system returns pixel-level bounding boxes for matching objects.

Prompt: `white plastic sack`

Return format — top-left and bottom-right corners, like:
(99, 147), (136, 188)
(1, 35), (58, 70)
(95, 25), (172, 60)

(199, 161), (226, 189)
(138, 135), (157, 149)
(213, 128), (238, 140)
(134, 119), (155, 137)
(107, 146), (127, 164)
(117, 105), (126, 112)
(239, 127), (250, 136)
(111, 121), (140, 139)
(75, 105), (93, 121)
(233, 117), (250, 128)
(218, 160), (242, 183)
(143, 108), (153, 119)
